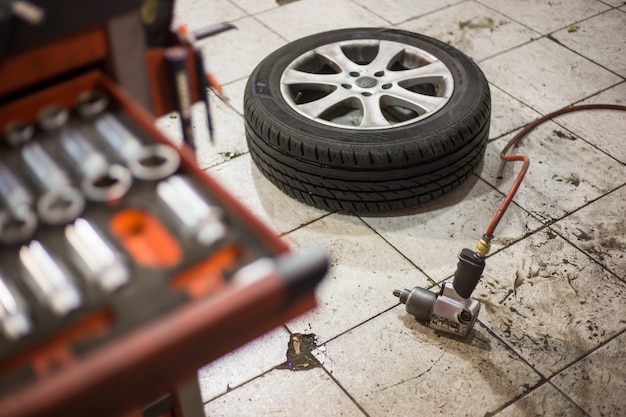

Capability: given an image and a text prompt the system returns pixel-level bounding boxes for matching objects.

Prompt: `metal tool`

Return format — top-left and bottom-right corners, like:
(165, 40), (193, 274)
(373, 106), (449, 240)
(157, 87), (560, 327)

(75, 90), (109, 119)
(156, 175), (226, 245)
(394, 248), (484, 337)
(0, 160), (37, 244)
(94, 113), (180, 180)
(59, 129), (132, 202)
(37, 105), (69, 131)
(2, 120), (34, 146)
(19, 240), (82, 316)
(165, 46), (197, 150)
(193, 47), (214, 144)
(0, 271), (31, 340)
(22, 142), (85, 225)
(65, 218), (130, 292)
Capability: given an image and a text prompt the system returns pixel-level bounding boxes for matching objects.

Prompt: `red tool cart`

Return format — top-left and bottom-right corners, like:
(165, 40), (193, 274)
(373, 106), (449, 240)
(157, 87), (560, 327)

(0, 2), (327, 416)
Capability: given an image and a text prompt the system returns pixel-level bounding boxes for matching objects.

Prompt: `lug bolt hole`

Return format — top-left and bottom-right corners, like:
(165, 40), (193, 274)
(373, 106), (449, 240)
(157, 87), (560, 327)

(361, 92), (372, 97)
(374, 71), (385, 77)
(382, 83), (392, 90)
(341, 84), (352, 89)
(349, 71), (360, 77)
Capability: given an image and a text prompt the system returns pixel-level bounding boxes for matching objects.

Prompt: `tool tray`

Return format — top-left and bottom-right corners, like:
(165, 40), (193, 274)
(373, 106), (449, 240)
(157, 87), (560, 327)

(0, 70), (327, 417)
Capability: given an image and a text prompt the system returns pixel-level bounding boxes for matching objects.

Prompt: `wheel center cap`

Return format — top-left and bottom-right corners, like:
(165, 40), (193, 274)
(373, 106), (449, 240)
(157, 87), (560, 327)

(355, 76), (377, 88)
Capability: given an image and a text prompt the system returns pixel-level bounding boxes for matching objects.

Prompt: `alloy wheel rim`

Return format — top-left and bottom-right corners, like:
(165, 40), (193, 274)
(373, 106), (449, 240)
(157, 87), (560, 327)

(280, 39), (455, 130)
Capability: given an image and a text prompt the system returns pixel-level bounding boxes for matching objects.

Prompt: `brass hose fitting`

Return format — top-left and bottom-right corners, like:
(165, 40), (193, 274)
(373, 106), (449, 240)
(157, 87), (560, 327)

(475, 235), (492, 258)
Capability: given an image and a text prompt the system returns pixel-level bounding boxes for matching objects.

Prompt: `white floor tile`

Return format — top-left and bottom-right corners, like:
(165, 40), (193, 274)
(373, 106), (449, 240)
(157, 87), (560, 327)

(230, 0), (278, 15)
(203, 367), (367, 417)
(398, 1), (539, 61)
(155, 99), (247, 170)
(551, 185), (626, 280)
(481, 38), (622, 113)
(552, 9), (626, 78)
(552, 331), (626, 417)
(363, 178), (542, 283)
(477, 0), (610, 34)
(488, 84), (542, 139)
(208, 154), (327, 235)
(256, 0), (388, 41)
(554, 82), (626, 164)
(325, 307), (541, 417)
(198, 327), (290, 402)
(284, 213), (431, 342)
(353, 0), (462, 25)
(174, 0), (246, 32)
(495, 383), (586, 417)
(481, 121), (626, 223)
(197, 17), (287, 85)
(473, 229), (626, 376)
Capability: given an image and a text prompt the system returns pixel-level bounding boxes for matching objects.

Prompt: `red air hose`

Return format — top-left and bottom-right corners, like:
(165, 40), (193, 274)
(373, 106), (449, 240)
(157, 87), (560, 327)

(484, 103), (626, 240)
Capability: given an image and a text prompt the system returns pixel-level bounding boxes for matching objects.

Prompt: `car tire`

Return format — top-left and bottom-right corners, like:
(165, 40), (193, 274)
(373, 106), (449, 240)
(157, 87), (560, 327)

(244, 28), (490, 213)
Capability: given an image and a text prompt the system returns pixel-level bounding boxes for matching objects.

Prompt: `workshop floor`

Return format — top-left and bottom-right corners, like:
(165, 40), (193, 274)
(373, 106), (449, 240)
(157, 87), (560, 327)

(159, 1), (626, 416)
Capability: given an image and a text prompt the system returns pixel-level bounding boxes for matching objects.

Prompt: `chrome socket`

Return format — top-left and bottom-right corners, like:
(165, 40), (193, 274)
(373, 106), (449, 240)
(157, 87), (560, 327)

(0, 160), (37, 244)
(19, 240), (82, 316)
(37, 105), (69, 132)
(59, 129), (132, 202)
(156, 175), (226, 245)
(3, 120), (34, 146)
(65, 218), (130, 292)
(22, 142), (85, 225)
(76, 90), (109, 119)
(94, 114), (180, 181)
(0, 271), (32, 340)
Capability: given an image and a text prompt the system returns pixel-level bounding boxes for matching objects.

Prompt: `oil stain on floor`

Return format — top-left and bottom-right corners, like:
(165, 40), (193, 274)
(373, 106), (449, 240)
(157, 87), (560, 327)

(278, 333), (322, 371)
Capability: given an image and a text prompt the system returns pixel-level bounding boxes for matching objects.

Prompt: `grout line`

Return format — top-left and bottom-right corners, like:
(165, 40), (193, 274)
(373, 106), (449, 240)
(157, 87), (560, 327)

(320, 366), (374, 417)
(357, 216), (441, 288)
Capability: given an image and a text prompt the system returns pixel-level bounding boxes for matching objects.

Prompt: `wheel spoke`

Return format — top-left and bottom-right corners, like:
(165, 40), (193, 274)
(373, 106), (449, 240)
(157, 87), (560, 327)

(384, 85), (448, 114)
(386, 60), (450, 85)
(359, 96), (391, 128)
(296, 88), (354, 118)
(313, 43), (360, 73)
(365, 40), (409, 70)
(281, 68), (346, 89)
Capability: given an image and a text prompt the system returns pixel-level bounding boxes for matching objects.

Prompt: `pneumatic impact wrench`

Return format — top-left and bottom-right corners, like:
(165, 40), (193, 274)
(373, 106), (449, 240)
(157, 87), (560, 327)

(393, 248), (485, 337)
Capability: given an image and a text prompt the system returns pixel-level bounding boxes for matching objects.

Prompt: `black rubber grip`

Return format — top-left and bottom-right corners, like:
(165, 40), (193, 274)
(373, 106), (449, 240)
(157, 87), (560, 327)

(452, 248), (485, 298)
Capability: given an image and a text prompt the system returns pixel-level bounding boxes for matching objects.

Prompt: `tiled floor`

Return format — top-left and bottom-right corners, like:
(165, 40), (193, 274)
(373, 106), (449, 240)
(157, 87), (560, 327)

(159, 1), (626, 415)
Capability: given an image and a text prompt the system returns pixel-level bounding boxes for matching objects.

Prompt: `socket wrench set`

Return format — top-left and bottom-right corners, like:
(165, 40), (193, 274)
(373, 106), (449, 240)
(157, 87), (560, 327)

(0, 73), (320, 396)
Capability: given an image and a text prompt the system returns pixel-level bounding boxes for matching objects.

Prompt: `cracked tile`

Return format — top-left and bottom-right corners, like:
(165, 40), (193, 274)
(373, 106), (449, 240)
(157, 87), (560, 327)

(198, 327), (290, 402)
(284, 213), (430, 342)
(481, 38), (622, 113)
(325, 307), (541, 416)
(256, 0), (387, 41)
(207, 154), (327, 235)
(495, 383), (586, 417)
(481, 121), (626, 223)
(203, 367), (367, 417)
(398, 1), (539, 61)
(477, 0), (610, 34)
(363, 178), (541, 283)
(551, 185), (626, 280)
(552, 9), (626, 78)
(473, 229), (626, 376)
(552, 331), (626, 417)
